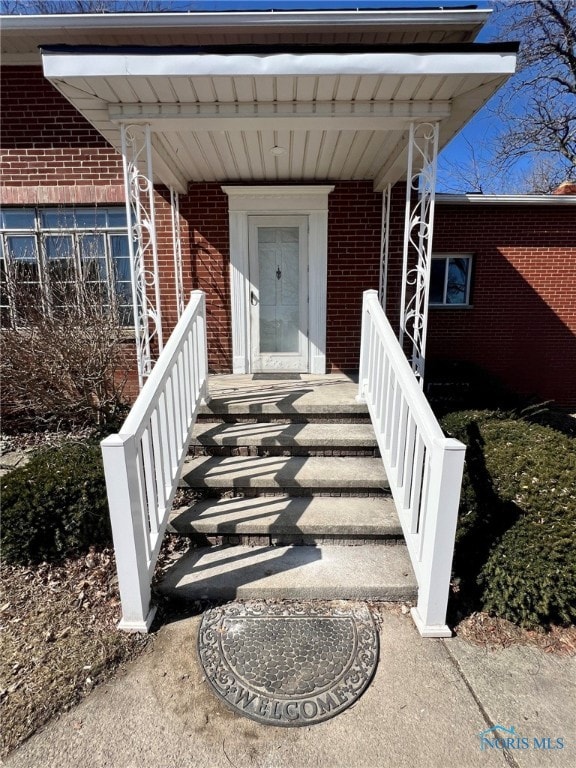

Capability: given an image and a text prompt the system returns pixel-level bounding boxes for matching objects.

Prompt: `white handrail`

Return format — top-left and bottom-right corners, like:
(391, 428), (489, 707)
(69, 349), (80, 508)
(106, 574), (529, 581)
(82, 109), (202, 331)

(358, 290), (466, 637)
(101, 291), (209, 631)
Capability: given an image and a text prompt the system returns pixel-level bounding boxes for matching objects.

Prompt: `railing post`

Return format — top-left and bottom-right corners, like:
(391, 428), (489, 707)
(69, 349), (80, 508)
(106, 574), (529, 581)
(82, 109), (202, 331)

(357, 290), (377, 403)
(193, 289), (210, 405)
(101, 434), (156, 632)
(411, 437), (466, 637)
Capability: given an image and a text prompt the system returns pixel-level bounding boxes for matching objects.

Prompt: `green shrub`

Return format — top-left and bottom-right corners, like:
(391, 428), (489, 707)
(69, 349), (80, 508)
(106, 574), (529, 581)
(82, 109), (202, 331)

(441, 410), (576, 627)
(481, 509), (576, 627)
(1, 442), (112, 565)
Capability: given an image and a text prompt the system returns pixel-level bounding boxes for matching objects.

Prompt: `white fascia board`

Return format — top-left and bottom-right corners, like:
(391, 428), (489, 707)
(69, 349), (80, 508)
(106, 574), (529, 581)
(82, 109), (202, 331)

(42, 50), (517, 80)
(2, 9), (490, 32)
(436, 194), (576, 205)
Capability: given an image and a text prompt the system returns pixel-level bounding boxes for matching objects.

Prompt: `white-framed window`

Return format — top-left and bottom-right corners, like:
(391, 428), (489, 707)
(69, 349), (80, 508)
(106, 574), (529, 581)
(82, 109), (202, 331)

(0, 206), (132, 328)
(430, 254), (472, 306)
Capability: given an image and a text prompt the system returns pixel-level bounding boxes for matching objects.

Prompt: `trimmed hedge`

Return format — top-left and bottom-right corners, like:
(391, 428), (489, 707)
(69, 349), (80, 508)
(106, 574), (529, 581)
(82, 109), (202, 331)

(1, 442), (112, 565)
(441, 410), (576, 628)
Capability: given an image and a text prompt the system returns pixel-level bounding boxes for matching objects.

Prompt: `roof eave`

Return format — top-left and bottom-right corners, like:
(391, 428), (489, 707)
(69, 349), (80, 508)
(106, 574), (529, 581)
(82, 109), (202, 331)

(0, 9), (492, 32)
(437, 194), (576, 205)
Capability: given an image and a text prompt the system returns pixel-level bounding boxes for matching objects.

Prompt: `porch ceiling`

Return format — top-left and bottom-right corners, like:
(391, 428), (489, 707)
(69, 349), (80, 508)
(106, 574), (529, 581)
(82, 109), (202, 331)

(42, 45), (517, 194)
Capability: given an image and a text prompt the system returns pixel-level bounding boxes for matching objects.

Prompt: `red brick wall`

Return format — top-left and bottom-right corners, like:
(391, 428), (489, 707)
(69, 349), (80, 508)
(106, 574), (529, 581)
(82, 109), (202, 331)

(1, 66), (124, 201)
(429, 204), (576, 405)
(178, 184), (232, 372)
(326, 182), (382, 371)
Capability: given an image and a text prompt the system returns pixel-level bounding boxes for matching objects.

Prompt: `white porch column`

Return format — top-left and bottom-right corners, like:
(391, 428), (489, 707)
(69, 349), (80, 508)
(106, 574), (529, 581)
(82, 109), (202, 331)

(399, 122), (439, 384)
(170, 186), (185, 320)
(120, 123), (164, 389)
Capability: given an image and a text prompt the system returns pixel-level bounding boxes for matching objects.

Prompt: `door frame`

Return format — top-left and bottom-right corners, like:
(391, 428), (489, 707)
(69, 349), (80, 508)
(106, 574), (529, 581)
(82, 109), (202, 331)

(223, 185), (334, 374)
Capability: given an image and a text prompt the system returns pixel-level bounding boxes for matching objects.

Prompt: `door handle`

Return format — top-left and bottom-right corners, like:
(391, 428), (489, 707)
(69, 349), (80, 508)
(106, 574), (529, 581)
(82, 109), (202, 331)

(250, 290), (258, 306)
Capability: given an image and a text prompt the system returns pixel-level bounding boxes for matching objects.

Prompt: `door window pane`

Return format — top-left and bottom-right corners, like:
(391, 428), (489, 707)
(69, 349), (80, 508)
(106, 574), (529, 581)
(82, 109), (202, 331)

(258, 227), (299, 353)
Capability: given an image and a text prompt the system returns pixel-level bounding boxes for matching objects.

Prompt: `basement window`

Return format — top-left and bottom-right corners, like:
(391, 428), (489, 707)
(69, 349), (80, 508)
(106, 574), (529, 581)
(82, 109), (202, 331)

(0, 206), (132, 328)
(429, 254), (472, 306)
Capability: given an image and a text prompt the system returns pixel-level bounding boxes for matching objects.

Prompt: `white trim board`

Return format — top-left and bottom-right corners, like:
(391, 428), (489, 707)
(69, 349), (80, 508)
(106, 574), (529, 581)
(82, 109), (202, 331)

(43, 50), (517, 79)
(223, 185), (334, 375)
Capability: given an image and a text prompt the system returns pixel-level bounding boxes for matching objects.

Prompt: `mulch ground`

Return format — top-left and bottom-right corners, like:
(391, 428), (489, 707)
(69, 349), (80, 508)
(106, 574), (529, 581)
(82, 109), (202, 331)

(0, 550), (147, 758)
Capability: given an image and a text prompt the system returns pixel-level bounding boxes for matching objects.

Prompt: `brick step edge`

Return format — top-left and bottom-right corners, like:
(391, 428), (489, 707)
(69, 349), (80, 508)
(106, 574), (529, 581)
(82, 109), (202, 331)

(196, 414), (372, 424)
(176, 487), (390, 498)
(178, 532), (405, 547)
(189, 446), (380, 458)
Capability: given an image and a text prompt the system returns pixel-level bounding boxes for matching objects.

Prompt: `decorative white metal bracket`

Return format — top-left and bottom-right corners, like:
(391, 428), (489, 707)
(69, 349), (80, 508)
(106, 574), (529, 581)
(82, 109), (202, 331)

(399, 122), (439, 385)
(170, 186), (185, 320)
(379, 183), (392, 311)
(120, 123), (164, 389)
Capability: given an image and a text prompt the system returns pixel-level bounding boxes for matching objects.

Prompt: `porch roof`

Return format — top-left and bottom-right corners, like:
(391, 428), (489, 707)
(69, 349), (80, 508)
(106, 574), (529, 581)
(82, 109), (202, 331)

(2, 9), (491, 65)
(41, 42), (517, 193)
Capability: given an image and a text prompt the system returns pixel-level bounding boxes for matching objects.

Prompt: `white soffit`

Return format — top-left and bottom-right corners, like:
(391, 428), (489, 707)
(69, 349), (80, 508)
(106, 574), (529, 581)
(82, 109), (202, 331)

(41, 49), (516, 192)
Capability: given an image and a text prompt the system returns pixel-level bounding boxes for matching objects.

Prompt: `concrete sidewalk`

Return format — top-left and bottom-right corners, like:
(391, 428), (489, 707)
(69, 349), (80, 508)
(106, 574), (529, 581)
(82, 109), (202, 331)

(5, 606), (575, 768)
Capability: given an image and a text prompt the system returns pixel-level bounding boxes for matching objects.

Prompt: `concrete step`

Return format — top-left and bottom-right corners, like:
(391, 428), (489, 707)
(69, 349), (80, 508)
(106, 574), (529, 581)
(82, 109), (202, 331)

(179, 455), (389, 496)
(156, 543), (417, 603)
(189, 421), (379, 457)
(169, 495), (401, 546)
(198, 375), (368, 424)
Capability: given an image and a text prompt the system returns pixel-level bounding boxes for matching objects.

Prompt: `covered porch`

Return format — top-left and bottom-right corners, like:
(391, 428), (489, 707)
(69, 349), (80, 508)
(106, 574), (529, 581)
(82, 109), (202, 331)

(39, 32), (515, 638)
(41, 40), (517, 385)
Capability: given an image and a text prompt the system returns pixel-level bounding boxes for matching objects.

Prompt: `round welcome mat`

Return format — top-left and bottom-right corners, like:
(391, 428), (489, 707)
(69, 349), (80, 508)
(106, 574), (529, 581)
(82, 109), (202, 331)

(197, 600), (379, 727)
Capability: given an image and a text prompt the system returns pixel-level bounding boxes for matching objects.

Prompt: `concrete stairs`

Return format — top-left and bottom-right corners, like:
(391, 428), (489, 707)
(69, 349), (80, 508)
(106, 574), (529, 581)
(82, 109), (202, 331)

(157, 375), (417, 604)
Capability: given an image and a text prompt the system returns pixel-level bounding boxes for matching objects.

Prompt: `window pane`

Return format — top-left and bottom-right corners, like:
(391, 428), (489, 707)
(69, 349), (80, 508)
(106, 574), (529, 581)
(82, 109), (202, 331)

(80, 235), (107, 281)
(430, 259), (446, 304)
(84, 258), (107, 281)
(446, 258), (469, 304)
(75, 209), (108, 228)
(6, 235), (37, 262)
(107, 209), (128, 227)
(45, 234), (74, 261)
(1, 209), (36, 229)
(0, 256), (9, 326)
(110, 234), (130, 259)
(40, 209), (76, 229)
(110, 235), (133, 327)
(49, 259), (75, 283)
(118, 305), (134, 326)
(14, 260), (39, 281)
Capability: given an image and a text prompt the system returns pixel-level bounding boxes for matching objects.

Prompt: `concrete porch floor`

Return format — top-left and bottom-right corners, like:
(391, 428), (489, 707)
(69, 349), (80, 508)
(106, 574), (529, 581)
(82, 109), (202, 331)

(202, 373), (363, 414)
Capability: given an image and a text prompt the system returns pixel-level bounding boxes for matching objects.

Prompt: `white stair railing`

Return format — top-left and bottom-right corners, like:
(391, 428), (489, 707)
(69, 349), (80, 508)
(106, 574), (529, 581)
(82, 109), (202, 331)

(358, 290), (466, 637)
(101, 291), (209, 631)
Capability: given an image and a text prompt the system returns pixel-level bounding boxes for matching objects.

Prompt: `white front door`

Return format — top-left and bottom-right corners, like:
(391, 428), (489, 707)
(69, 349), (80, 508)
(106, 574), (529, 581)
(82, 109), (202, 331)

(248, 216), (309, 372)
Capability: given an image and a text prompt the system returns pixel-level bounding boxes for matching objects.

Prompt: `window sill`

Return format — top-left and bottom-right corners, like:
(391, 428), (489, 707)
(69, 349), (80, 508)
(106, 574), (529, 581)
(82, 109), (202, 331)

(429, 304), (474, 310)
